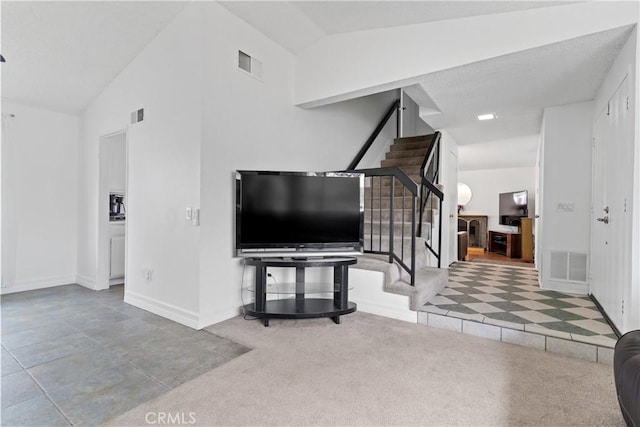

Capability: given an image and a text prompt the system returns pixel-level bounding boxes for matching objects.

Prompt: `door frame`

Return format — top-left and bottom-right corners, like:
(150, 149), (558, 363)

(97, 129), (128, 291)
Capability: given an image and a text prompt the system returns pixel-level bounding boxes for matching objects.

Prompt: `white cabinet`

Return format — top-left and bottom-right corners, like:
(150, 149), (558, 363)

(110, 223), (125, 280)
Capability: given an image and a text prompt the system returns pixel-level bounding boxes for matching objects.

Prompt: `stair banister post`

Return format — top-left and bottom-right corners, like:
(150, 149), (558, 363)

(437, 195), (443, 268)
(418, 182), (424, 238)
(411, 195), (416, 286)
(388, 176), (394, 264)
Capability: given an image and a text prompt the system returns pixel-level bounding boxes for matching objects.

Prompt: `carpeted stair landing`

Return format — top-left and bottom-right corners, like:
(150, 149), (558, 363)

(352, 238), (448, 311)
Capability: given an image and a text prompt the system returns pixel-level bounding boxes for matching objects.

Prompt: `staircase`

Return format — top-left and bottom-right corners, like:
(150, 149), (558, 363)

(373, 135), (443, 247)
(354, 133), (448, 311)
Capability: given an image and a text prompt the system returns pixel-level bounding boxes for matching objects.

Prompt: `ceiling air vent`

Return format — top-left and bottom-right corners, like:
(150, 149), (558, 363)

(238, 50), (263, 80)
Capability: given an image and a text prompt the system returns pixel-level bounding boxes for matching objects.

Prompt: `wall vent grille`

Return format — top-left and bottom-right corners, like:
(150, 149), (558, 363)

(130, 108), (144, 124)
(238, 51), (263, 79)
(549, 251), (587, 283)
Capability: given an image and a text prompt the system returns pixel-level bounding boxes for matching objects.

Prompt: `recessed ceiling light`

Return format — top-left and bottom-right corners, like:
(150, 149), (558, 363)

(477, 113), (496, 121)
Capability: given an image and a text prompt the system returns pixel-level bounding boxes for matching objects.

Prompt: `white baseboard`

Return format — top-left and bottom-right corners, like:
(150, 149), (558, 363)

(124, 290), (200, 329)
(1, 275), (77, 295)
(353, 297), (417, 323)
(541, 280), (588, 295)
(76, 274), (97, 290)
(198, 306), (242, 329)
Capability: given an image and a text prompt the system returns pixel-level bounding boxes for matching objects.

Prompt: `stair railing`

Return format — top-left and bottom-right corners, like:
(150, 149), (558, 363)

(418, 132), (444, 267)
(348, 99), (400, 170)
(348, 166), (418, 286)
(346, 100), (444, 284)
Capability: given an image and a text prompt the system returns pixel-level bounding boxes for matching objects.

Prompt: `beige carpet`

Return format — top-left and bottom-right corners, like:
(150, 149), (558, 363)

(109, 312), (623, 426)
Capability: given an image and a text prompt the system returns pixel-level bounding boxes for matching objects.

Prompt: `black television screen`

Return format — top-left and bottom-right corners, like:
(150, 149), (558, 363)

(235, 171), (364, 256)
(499, 190), (528, 225)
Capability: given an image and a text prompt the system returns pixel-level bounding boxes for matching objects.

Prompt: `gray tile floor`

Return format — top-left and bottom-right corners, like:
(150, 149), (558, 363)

(1, 284), (250, 426)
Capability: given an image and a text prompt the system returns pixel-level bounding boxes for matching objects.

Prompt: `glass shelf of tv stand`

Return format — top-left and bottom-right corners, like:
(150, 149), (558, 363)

(243, 282), (353, 295)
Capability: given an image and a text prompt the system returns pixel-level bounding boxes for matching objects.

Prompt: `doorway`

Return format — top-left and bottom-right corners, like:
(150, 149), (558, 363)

(447, 149), (458, 266)
(98, 130), (127, 290)
(590, 75), (632, 332)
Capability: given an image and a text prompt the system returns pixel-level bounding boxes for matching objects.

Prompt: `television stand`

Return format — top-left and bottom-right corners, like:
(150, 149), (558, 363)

(488, 231), (522, 258)
(243, 257), (358, 327)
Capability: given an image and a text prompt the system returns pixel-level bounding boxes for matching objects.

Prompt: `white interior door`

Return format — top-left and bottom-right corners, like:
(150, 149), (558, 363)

(590, 76), (630, 330)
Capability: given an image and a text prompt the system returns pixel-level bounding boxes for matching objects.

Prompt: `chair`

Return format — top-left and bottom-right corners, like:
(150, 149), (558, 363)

(457, 231), (468, 261)
(614, 330), (640, 427)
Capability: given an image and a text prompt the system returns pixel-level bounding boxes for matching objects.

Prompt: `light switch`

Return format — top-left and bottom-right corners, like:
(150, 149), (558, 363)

(186, 207), (192, 221)
(191, 208), (200, 226)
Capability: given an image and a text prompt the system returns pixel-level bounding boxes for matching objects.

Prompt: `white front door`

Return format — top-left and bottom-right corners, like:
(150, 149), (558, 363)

(590, 76), (631, 331)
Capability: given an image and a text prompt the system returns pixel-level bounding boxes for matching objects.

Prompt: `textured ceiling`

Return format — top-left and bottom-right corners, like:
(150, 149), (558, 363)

(220, 1), (577, 54)
(1, 1), (186, 114)
(457, 136), (540, 171)
(218, 2), (325, 54)
(294, 1), (577, 36)
(419, 25), (634, 148)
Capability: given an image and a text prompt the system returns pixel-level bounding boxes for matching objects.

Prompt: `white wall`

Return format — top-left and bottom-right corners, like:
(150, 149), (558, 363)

(458, 135), (539, 172)
(539, 101), (594, 294)
(535, 130), (544, 267)
(294, 2), (638, 108)
(438, 130), (459, 267)
(198, 2), (400, 327)
(80, 4), (203, 325)
(634, 26), (640, 332)
(593, 26), (639, 331)
(634, 23), (640, 333)
(1, 102), (79, 293)
(106, 134), (126, 193)
(458, 167), (536, 234)
(79, 3), (402, 328)
(402, 92), (433, 138)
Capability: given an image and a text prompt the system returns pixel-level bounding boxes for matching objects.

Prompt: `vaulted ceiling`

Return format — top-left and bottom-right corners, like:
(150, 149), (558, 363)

(219, 1), (574, 54)
(1, 1), (187, 114)
(2, 1), (636, 170)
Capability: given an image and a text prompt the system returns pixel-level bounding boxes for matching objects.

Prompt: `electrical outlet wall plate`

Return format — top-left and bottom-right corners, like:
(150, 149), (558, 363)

(191, 208), (200, 226)
(557, 202), (575, 212)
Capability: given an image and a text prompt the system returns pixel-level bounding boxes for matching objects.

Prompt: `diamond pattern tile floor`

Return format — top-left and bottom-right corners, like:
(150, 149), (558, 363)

(421, 262), (618, 347)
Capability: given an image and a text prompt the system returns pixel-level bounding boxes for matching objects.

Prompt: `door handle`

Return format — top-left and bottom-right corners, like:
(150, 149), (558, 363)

(596, 216), (609, 224)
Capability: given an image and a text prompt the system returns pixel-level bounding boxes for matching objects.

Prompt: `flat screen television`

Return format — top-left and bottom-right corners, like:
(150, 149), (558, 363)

(235, 171), (364, 257)
(499, 190), (528, 226)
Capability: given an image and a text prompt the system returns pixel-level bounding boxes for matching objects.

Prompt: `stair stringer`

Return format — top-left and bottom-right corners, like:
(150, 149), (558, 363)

(349, 261), (417, 323)
(350, 240), (448, 320)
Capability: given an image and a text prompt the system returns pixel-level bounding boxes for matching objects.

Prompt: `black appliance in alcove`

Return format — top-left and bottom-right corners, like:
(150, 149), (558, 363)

(109, 193), (125, 221)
